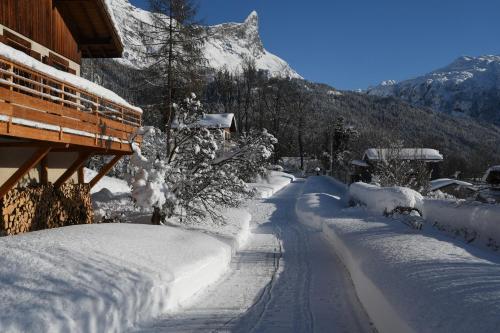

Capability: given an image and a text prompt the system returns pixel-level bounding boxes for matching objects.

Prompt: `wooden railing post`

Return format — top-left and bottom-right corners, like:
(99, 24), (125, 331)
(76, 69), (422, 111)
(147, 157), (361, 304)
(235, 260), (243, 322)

(7, 63), (13, 91)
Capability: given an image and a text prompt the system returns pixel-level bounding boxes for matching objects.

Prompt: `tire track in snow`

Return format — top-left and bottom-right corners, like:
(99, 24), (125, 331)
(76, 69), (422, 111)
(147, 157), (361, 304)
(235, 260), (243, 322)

(130, 178), (373, 333)
(213, 227), (283, 333)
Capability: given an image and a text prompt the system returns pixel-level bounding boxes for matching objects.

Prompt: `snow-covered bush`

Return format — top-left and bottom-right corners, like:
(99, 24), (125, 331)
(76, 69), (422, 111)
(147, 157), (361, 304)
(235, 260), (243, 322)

(349, 182), (424, 215)
(372, 142), (431, 193)
(423, 199), (500, 249)
(128, 94), (277, 224)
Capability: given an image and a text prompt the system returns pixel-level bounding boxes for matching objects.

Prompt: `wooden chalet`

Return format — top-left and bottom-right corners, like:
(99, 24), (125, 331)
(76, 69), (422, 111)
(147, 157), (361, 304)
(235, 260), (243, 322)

(0, 0), (142, 235)
(350, 148), (444, 183)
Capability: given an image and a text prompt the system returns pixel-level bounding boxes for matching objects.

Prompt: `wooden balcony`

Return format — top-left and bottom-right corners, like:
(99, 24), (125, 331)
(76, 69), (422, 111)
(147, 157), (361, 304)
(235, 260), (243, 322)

(0, 55), (142, 153)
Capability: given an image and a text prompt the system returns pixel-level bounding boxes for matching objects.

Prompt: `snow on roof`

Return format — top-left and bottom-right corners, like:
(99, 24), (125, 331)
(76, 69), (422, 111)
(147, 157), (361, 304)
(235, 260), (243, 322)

(172, 113), (235, 129)
(363, 148), (443, 162)
(0, 42), (141, 114)
(430, 178), (473, 191)
(351, 159), (370, 167)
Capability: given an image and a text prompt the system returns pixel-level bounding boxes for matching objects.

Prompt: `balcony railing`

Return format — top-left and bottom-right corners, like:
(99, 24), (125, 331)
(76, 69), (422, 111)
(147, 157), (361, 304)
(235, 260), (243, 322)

(0, 55), (142, 152)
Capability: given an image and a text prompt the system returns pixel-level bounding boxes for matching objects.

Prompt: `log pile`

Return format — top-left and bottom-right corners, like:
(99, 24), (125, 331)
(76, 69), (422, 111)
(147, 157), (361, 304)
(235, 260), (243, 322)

(0, 184), (93, 236)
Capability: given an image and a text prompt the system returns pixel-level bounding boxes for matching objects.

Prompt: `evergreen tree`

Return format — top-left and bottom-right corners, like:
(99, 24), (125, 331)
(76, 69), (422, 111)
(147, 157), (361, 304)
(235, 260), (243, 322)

(144, 0), (207, 151)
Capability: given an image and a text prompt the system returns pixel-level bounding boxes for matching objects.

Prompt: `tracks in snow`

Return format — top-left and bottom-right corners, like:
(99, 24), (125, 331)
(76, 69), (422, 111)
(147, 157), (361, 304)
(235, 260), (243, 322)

(130, 179), (374, 333)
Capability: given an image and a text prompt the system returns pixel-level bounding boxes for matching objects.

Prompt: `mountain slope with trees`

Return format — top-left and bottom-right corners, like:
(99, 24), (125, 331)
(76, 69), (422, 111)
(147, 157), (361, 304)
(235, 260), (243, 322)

(367, 55), (500, 125)
(83, 0), (500, 182)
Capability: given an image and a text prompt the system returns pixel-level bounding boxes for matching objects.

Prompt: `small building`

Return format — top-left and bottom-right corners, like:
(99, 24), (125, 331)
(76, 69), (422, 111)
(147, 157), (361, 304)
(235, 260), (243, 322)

(171, 113), (237, 148)
(0, 0), (142, 235)
(350, 148), (444, 183)
(429, 178), (475, 199)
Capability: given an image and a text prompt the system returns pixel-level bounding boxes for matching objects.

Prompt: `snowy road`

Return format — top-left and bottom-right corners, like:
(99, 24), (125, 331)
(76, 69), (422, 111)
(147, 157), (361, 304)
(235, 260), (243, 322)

(131, 178), (373, 333)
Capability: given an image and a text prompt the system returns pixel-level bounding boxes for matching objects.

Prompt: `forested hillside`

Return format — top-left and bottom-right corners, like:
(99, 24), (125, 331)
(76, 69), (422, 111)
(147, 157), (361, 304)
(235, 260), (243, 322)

(82, 0), (500, 180)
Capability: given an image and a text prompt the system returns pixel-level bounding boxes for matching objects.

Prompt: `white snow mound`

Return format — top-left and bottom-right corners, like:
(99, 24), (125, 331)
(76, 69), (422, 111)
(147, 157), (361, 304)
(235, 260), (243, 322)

(423, 199), (500, 246)
(349, 182), (424, 215)
(0, 224), (231, 333)
(248, 171), (295, 198)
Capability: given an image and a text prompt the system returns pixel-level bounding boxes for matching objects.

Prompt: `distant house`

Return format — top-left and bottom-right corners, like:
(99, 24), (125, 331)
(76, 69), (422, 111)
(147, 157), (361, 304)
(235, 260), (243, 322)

(171, 113), (237, 143)
(429, 178), (475, 199)
(0, 0), (142, 235)
(350, 148), (444, 183)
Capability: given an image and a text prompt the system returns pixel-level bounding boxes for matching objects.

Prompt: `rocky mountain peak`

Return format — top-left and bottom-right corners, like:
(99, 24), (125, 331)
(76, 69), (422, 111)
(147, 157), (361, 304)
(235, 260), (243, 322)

(244, 11), (259, 27)
(367, 54), (500, 124)
(105, 0), (300, 78)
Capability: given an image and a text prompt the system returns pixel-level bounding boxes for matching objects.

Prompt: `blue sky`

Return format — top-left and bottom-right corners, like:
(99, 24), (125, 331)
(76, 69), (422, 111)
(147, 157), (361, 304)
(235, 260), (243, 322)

(130, 0), (500, 90)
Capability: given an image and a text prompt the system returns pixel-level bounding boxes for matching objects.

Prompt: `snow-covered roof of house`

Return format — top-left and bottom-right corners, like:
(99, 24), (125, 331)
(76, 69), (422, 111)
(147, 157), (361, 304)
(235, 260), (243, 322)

(351, 159), (370, 167)
(430, 178), (474, 191)
(363, 148), (443, 162)
(172, 113), (236, 130)
(0, 42), (141, 113)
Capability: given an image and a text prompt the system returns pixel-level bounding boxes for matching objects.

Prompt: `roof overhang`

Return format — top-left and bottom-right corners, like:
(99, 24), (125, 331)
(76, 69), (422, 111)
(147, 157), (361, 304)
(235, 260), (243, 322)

(54, 0), (123, 58)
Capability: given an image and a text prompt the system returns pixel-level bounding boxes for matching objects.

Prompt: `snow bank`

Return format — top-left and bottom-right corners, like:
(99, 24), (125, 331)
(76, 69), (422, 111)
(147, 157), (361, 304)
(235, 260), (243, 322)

(297, 177), (500, 333)
(248, 171), (295, 198)
(167, 208), (251, 253)
(0, 224), (231, 333)
(423, 199), (500, 247)
(349, 182), (424, 215)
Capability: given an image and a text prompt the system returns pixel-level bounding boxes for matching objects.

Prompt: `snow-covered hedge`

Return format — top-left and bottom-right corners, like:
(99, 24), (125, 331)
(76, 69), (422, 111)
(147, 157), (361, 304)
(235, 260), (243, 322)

(297, 177), (500, 333)
(423, 199), (500, 247)
(248, 171), (295, 199)
(349, 182), (424, 215)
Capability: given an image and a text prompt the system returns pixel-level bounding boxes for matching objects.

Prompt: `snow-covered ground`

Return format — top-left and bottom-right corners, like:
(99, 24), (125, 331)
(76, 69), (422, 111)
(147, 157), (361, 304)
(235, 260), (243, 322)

(5, 172), (500, 332)
(84, 168), (131, 195)
(0, 169), (296, 332)
(130, 177), (373, 332)
(297, 176), (500, 333)
(0, 224), (231, 333)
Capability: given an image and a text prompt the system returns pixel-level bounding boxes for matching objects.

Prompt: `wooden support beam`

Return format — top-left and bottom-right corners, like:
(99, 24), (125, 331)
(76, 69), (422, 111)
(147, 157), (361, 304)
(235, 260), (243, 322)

(40, 156), (48, 185)
(0, 147), (51, 198)
(89, 155), (122, 189)
(53, 152), (92, 188)
(77, 166), (85, 184)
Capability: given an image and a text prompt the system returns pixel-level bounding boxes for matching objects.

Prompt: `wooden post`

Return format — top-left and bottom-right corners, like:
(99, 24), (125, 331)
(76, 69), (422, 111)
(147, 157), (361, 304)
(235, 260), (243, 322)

(77, 166), (85, 184)
(0, 147), (51, 198)
(40, 156), (48, 185)
(7, 63), (13, 91)
(53, 152), (92, 188)
(89, 155), (122, 189)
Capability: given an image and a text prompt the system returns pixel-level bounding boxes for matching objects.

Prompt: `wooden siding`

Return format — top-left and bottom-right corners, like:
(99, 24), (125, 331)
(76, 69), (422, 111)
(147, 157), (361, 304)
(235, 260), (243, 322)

(0, 0), (81, 64)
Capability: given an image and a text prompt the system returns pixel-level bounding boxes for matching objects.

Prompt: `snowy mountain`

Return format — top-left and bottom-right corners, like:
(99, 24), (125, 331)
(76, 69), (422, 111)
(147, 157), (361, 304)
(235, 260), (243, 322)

(367, 55), (500, 124)
(105, 0), (301, 78)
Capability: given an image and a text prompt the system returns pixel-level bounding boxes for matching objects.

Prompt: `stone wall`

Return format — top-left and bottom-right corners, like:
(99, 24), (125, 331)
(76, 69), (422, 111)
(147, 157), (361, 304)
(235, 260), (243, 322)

(0, 184), (93, 236)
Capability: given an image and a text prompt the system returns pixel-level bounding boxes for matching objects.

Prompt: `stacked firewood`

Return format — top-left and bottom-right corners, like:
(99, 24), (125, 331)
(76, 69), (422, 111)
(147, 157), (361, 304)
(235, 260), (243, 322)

(0, 184), (93, 236)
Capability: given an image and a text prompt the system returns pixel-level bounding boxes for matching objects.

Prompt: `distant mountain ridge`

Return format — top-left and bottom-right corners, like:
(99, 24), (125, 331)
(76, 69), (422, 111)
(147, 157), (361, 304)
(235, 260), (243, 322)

(105, 0), (301, 78)
(367, 55), (500, 124)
